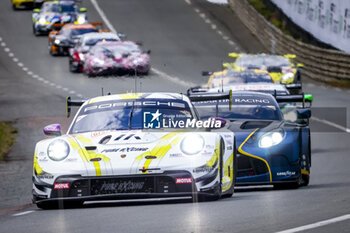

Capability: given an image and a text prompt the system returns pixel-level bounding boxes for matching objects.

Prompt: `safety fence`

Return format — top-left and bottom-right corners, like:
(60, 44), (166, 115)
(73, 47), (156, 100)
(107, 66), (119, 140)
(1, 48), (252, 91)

(229, 0), (350, 83)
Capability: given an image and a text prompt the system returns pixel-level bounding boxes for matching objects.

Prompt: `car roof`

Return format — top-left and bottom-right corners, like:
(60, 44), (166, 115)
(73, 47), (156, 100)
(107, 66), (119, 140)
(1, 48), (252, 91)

(94, 41), (137, 47)
(62, 23), (96, 30)
(81, 32), (120, 40)
(85, 93), (191, 105)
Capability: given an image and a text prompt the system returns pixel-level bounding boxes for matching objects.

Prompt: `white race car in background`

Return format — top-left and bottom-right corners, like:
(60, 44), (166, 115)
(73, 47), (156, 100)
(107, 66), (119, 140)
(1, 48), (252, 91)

(32, 92), (236, 209)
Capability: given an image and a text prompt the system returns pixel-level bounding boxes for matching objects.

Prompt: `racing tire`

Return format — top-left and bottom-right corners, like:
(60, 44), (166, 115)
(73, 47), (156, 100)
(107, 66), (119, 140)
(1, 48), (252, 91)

(69, 60), (79, 73)
(33, 26), (40, 36)
(37, 200), (84, 209)
(198, 139), (224, 202)
(36, 201), (58, 210)
(221, 139), (237, 199)
(12, 4), (18, 10)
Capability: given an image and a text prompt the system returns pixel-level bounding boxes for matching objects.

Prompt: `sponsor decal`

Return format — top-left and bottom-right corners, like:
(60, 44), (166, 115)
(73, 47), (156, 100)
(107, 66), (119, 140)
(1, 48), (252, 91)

(234, 98), (270, 104)
(144, 109), (222, 129)
(169, 153), (182, 157)
(227, 146), (233, 150)
(38, 157), (49, 162)
(90, 158), (102, 162)
(91, 131), (108, 138)
(145, 155), (157, 159)
(143, 110), (162, 129)
(114, 134), (141, 141)
(100, 181), (145, 192)
(120, 154), (126, 158)
(277, 171), (296, 176)
(37, 174), (54, 179)
(84, 100), (186, 113)
(66, 158), (78, 162)
(193, 167), (214, 173)
(101, 147), (148, 153)
(175, 178), (193, 184)
(54, 183), (70, 189)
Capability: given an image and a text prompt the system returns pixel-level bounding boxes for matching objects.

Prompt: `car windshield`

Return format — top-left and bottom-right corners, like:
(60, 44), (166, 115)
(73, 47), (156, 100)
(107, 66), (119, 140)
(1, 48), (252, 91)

(70, 99), (193, 134)
(61, 28), (98, 37)
(194, 98), (282, 121)
(236, 55), (291, 68)
(42, 3), (75, 13)
(93, 44), (141, 56)
(84, 38), (119, 46)
(59, 4), (76, 13)
(210, 71), (272, 88)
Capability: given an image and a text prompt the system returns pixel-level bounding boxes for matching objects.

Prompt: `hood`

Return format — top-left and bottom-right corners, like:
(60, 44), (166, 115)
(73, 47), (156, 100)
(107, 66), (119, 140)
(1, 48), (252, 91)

(64, 130), (189, 176)
(227, 119), (282, 146)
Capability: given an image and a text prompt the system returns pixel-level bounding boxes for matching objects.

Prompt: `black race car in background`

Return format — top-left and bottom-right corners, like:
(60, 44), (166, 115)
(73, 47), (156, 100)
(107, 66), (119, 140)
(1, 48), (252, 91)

(68, 32), (122, 72)
(32, 0), (87, 36)
(190, 91), (312, 188)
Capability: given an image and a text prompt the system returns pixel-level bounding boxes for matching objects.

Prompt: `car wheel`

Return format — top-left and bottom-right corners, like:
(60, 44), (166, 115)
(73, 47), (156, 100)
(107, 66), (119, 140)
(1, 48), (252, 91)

(33, 26), (40, 36)
(69, 60), (78, 73)
(36, 201), (58, 210)
(12, 4), (18, 10)
(221, 139), (236, 198)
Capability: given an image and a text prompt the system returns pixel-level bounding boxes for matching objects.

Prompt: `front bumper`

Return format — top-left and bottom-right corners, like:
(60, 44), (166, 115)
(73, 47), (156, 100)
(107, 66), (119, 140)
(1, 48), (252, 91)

(33, 171), (219, 204)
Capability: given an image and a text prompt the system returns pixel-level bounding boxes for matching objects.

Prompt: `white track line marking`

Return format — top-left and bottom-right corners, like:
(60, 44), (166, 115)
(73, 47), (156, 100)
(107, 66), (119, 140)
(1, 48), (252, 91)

(276, 214), (350, 233)
(12, 211), (34, 217)
(90, 0), (117, 34)
(91, 0), (195, 88)
(12, 57), (18, 62)
(211, 24), (217, 29)
(8, 52), (14, 57)
(151, 67), (196, 87)
(0, 42), (6, 47)
(4, 47), (10, 52)
(17, 62), (23, 67)
(311, 116), (350, 133)
(185, 0), (191, 4)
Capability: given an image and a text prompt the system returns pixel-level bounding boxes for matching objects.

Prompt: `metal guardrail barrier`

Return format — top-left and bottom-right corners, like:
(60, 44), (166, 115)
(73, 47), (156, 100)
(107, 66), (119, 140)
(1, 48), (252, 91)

(229, 0), (350, 84)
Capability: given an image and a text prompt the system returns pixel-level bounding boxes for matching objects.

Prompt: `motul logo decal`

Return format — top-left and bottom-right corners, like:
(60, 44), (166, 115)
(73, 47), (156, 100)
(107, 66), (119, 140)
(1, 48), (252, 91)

(54, 183), (70, 189)
(175, 178), (193, 184)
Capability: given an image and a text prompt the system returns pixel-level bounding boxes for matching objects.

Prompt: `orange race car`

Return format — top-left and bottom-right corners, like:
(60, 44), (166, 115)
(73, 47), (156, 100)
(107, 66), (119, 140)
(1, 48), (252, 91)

(48, 22), (108, 56)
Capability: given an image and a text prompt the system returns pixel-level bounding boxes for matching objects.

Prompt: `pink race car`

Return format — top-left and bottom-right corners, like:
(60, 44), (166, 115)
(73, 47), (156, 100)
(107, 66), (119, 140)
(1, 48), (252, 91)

(83, 41), (151, 76)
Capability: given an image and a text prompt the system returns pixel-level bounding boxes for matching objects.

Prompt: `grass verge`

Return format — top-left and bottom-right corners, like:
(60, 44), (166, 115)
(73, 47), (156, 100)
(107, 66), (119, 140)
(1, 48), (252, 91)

(0, 121), (17, 161)
(248, 0), (291, 35)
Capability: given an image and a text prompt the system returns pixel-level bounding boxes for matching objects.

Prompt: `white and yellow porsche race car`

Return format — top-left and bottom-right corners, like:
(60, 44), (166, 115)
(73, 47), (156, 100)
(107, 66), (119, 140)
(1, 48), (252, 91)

(33, 92), (236, 209)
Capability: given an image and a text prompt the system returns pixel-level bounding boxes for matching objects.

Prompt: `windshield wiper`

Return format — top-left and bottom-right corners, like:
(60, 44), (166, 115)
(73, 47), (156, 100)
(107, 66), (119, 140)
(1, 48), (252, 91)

(128, 101), (135, 129)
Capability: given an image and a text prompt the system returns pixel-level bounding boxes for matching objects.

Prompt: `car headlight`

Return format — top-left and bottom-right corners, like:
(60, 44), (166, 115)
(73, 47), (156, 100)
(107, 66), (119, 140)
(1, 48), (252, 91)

(78, 53), (84, 61)
(281, 72), (294, 82)
(39, 17), (47, 25)
(283, 110), (297, 122)
(259, 130), (284, 148)
(77, 16), (86, 24)
(54, 39), (60, 45)
(93, 58), (104, 65)
(47, 139), (70, 161)
(180, 134), (204, 155)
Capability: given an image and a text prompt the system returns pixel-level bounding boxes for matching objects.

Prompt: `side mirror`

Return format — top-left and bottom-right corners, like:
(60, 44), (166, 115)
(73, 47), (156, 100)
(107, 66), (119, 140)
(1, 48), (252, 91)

(304, 94), (313, 102)
(43, 124), (62, 136)
(33, 8), (40, 13)
(284, 54), (296, 59)
(297, 109), (311, 119)
(297, 63), (304, 68)
(222, 62), (232, 68)
(202, 71), (213, 76)
(79, 7), (87, 13)
(210, 117), (227, 129)
(228, 52), (240, 58)
(135, 41), (143, 46)
(146, 49), (151, 54)
(117, 33), (127, 39)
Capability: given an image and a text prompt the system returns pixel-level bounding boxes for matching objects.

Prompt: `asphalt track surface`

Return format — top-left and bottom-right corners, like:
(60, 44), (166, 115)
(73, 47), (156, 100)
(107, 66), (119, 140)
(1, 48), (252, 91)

(0, 0), (350, 232)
